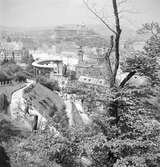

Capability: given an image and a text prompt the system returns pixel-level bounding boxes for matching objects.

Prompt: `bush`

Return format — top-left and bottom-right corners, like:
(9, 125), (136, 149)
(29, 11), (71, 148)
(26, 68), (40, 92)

(36, 76), (60, 92)
(15, 72), (27, 82)
(0, 146), (11, 167)
(49, 104), (58, 117)
(0, 93), (10, 113)
(0, 72), (8, 82)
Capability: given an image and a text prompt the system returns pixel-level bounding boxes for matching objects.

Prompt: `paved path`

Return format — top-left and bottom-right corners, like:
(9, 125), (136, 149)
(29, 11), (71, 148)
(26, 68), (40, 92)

(10, 79), (58, 133)
(74, 101), (91, 124)
(10, 80), (46, 130)
(10, 80), (33, 130)
(64, 97), (91, 126)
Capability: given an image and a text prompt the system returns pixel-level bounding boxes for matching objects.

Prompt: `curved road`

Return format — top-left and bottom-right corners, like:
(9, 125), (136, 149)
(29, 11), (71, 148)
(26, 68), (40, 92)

(10, 80), (47, 130)
(10, 80), (59, 133)
(10, 80), (34, 130)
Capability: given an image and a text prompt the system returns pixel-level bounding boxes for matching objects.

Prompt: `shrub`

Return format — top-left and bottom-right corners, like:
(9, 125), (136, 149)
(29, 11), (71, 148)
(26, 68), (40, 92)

(36, 76), (60, 92)
(0, 93), (10, 113)
(0, 72), (8, 82)
(49, 104), (58, 117)
(15, 72), (27, 82)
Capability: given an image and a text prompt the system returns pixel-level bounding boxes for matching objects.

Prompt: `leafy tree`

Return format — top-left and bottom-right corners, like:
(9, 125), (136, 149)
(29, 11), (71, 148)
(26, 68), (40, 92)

(121, 22), (160, 121)
(122, 22), (160, 86)
(15, 72), (27, 82)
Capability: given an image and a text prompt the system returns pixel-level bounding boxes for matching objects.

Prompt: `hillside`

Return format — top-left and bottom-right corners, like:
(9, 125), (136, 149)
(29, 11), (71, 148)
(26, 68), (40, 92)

(23, 83), (65, 118)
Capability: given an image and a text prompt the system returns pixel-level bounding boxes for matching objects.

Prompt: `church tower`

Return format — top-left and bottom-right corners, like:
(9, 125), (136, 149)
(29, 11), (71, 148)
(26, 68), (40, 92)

(78, 46), (84, 64)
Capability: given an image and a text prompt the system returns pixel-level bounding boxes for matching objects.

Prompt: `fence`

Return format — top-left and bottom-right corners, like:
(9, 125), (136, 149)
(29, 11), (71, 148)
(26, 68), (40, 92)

(0, 80), (13, 87)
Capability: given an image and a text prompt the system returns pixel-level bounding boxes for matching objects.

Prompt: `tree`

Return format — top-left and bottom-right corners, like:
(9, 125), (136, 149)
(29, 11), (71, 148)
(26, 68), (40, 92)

(15, 72), (27, 82)
(83, 0), (135, 88)
(121, 22), (160, 121)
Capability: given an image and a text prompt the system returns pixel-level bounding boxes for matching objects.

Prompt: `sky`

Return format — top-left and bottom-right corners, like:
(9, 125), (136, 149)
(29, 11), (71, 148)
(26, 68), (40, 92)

(0, 0), (160, 29)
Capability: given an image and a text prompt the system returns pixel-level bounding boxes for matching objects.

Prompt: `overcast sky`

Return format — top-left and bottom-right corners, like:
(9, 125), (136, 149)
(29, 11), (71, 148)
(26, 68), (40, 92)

(0, 0), (160, 28)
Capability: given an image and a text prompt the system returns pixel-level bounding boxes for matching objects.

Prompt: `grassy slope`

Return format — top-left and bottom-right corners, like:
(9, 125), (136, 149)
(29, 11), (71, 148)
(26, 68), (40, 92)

(0, 113), (30, 143)
(24, 83), (65, 118)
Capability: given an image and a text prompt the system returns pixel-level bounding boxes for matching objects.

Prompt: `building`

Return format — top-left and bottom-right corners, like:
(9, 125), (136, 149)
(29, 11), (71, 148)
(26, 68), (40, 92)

(75, 47), (108, 87)
(31, 47), (79, 70)
(32, 59), (63, 76)
(54, 25), (86, 41)
(0, 41), (24, 63)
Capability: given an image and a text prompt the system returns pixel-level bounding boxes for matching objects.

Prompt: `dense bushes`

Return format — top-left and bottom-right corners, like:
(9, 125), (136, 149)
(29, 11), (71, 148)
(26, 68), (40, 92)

(36, 76), (60, 92)
(0, 94), (10, 113)
(0, 146), (11, 167)
(15, 72), (27, 82)
(0, 63), (26, 82)
(0, 72), (10, 82)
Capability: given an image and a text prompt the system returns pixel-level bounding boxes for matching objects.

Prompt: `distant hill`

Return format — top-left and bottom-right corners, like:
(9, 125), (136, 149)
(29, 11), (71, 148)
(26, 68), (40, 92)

(0, 24), (150, 45)
(87, 24), (149, 41)
(0, 25), (55, 33)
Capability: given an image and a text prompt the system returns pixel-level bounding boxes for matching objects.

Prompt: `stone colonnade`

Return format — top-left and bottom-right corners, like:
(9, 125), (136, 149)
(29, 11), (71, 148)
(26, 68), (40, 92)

(33, 61), (63, 77)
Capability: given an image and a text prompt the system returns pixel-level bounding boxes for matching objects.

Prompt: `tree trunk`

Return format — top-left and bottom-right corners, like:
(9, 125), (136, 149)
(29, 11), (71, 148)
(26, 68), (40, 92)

(112, 0), (122, 85)
(104, 36), (114, 87)
(32, 115), (38, 131)
(119, 71), (136, 88)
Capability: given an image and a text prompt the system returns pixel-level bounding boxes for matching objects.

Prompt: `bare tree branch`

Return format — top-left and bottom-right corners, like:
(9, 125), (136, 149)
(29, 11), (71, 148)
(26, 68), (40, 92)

(119, 71), (136, 88)
(103, 35), (114, 86)
(83, 0), (116, 34)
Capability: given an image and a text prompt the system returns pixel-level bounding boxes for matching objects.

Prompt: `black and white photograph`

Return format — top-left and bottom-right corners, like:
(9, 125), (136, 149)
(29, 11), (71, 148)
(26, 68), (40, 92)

(0, 0), (160, 166)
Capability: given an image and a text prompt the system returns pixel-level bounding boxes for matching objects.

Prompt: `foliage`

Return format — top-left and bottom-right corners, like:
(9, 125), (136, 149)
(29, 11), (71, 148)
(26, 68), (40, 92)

(36, 76), (60, 92)
(0, 72), (10, 82)
(0, 93), (10, 113)
(0, 146), (11, 167)
(121, 22), (160, 121)
(0, 62), (24, 81)
(21, 50), (34, 65)
(122, 22), (160, 86)
(15, 72), (27, 82)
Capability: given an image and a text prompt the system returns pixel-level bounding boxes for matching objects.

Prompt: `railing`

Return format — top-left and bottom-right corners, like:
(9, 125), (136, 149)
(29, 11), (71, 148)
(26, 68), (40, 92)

(0, 80), (26, 87)
(0, 80), (13, 87)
